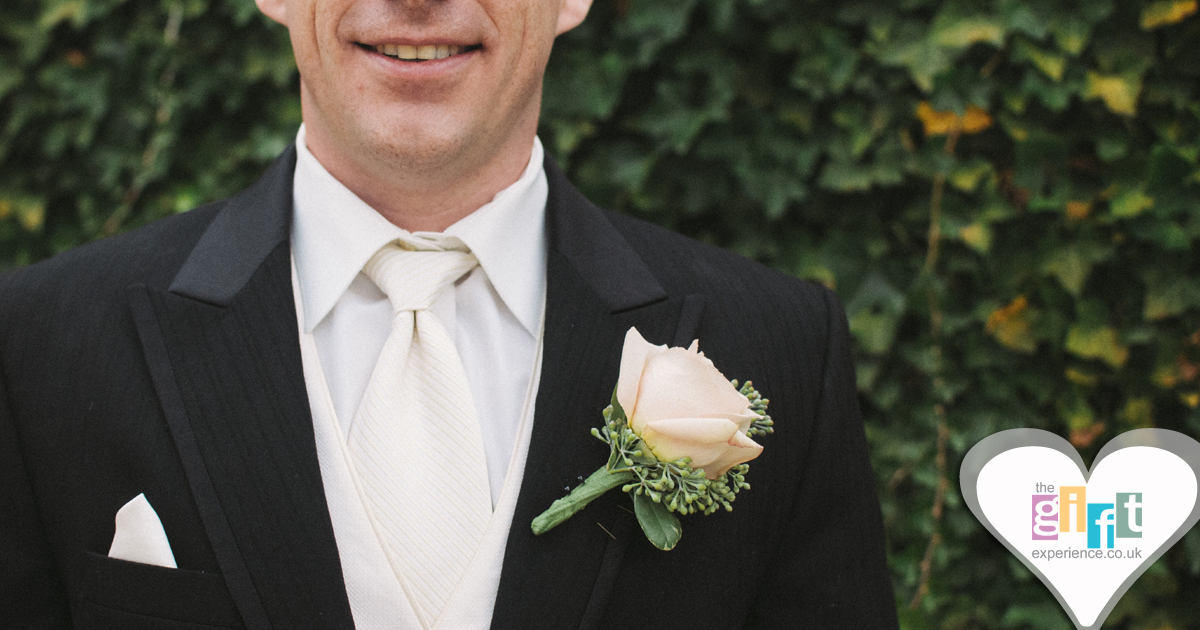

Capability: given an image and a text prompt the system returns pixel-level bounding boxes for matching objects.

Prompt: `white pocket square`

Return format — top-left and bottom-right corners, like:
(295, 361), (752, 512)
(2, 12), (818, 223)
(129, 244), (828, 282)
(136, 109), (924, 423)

(107, 493), (177, 569)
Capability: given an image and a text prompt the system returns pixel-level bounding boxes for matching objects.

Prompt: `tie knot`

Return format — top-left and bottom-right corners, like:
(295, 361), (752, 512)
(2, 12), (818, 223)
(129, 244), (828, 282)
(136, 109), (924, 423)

(363, 244), (478, 313)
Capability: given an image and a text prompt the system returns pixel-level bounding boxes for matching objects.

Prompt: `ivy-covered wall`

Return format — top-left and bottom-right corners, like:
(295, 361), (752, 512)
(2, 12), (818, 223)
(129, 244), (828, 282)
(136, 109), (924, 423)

(4, 0), (1200, 627)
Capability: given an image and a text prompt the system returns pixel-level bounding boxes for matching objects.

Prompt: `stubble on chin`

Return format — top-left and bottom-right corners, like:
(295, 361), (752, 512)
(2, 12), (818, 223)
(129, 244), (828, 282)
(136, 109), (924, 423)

(365, 120), (478, 177)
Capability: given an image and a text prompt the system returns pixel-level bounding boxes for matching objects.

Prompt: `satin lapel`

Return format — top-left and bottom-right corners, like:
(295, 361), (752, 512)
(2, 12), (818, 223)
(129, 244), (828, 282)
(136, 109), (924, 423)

(130, 147), (355, 630)
(490, 161), (706, 630)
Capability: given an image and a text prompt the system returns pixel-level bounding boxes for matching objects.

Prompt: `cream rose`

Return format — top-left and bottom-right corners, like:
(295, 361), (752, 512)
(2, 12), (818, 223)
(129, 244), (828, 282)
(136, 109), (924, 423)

(615, 328), (764, 479)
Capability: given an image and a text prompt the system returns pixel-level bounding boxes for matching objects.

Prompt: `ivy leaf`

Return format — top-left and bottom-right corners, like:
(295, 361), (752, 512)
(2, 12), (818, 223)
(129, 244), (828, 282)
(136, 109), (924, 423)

(846, 272), (906, 355)
(917, 102), (993, 136)
(39, 0), (87, 29)
(986, 296), (1038, 353)
(875, 31), (951, 92)
(1110, 187), (1155, 218)
(958, 222), (992, 253)
(543, 49), (627, 119)
(1065, 325), (1130, 368)
(1050, 16), (1091, 55)
(632, 490), (682, 551)
(1085, 72), (1143, 116)
(1141, 0), (1198, 30)
(1041, 242), (1112, 296)
(1143, 275), (1200, 320)
(1057, 392), (1095, 431)
(949, 159), (993, 192)
(1119, 397), (1154, 428)
(931, 14), (1005, 49)
(1014, 39), (1067, 81)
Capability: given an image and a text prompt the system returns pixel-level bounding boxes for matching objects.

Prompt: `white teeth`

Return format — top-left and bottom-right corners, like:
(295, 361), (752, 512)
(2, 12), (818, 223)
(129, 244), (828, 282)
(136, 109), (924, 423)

(374, 43), (470, 61)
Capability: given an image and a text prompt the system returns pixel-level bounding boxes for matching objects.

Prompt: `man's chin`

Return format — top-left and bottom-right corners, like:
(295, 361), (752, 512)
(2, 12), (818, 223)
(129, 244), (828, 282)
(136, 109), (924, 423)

(307, 109), (470, 170)
(362, 127), (481, 173)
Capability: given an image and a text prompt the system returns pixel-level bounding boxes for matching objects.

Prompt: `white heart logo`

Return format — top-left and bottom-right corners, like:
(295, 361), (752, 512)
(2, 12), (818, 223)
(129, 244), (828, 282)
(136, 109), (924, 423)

(961, 429), (1200, 629)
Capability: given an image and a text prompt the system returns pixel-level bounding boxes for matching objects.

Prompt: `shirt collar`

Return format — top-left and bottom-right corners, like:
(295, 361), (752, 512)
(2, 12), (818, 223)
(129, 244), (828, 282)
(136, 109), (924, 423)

(290, 124), (548, 335)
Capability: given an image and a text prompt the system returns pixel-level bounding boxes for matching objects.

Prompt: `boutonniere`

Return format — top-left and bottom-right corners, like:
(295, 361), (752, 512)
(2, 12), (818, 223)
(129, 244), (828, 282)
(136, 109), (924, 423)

(532, 327), (773, 550)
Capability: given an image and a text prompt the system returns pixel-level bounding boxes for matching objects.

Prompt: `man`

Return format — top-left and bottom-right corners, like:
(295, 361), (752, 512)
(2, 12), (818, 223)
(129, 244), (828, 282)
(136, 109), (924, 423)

(0, 0), (898, 628)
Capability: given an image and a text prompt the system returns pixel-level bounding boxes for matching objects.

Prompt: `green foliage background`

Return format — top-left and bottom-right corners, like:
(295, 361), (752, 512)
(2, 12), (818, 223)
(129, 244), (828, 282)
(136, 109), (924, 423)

(4, 0), (1200, 627)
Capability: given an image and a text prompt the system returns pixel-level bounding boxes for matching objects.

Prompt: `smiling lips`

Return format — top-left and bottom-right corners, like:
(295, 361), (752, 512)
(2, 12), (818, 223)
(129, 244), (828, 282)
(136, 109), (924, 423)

(370, 43), (481, 61)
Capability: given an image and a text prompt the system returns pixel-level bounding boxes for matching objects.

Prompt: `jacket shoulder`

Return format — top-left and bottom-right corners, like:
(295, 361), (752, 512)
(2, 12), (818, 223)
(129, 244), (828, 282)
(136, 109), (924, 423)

(0, 201), (225, 325)
(603, 208), (842, 324)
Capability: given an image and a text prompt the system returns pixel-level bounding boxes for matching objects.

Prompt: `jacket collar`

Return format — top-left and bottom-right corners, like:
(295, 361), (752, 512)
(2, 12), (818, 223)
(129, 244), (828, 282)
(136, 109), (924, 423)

(169, 144), (667, 315)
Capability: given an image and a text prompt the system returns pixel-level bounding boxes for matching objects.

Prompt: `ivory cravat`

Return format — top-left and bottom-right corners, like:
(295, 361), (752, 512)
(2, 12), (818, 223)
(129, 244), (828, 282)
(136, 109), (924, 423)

(350, 243), (492, 628)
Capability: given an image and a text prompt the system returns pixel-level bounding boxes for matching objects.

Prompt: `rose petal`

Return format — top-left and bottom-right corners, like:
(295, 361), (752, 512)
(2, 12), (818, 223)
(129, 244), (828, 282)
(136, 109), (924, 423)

(616, 327), (667, 429)
(640, 417), (741, 470)
(641, 417), (763, 479)
(700, 410), (760, 435)
(630, 347), (752, 427)
(700, 428), (764, 479)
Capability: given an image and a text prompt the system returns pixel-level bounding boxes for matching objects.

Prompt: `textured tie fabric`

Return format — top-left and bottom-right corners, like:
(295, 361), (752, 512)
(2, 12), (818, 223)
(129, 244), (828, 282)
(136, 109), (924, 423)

(350, 243), (492, 628)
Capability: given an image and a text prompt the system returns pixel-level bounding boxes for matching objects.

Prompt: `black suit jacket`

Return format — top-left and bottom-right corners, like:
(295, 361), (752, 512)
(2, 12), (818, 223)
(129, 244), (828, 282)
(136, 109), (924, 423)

(0, 147), (898, 629)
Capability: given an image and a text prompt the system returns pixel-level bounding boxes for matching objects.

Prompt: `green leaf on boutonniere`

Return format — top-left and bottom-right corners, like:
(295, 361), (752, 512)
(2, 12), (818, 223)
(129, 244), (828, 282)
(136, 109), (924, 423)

(632, 490), (682, 550)
(609, 383), (627, 421)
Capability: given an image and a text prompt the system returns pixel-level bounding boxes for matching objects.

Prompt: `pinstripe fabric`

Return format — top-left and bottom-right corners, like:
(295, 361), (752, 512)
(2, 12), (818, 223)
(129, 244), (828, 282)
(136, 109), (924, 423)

(350, 244), (490, 629)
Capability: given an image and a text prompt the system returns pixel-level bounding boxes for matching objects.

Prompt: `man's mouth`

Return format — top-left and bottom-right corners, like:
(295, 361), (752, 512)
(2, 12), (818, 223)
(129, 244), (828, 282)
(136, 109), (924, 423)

(366, 43), (482, 61)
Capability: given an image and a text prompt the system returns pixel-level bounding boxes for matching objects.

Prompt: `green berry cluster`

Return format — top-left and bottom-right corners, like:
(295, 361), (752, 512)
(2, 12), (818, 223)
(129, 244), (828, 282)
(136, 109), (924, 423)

(736, 380), (774, 439)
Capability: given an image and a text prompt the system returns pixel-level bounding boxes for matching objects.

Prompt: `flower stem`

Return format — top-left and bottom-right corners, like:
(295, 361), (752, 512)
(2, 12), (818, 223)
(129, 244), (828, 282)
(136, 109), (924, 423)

(531, 467), (636, 535)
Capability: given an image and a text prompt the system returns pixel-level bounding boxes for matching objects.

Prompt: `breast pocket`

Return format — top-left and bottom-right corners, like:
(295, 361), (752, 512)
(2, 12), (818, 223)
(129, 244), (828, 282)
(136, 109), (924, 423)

(75, 551), (245, 630)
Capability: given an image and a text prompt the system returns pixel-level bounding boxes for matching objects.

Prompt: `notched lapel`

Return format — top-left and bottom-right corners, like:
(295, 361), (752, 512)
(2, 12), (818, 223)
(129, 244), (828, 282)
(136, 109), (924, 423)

(131, 146), (354, 630)
(130, 286), (271, 630)
(541, 158), (667, 313)
(169, 147), (295, 307)
(491, 161), (706, 630)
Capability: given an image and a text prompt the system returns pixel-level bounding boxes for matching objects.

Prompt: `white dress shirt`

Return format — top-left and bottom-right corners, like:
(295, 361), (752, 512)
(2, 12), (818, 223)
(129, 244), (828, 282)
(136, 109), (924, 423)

(290, 124), (548, 506)
(289, 125), (548, 629)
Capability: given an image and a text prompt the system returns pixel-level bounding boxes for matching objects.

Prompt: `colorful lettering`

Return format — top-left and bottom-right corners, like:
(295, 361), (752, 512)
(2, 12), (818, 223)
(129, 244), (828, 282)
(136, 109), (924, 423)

(1060, 486), (1087, 533)
(1032, 494), (1059, 540)
(1087, 503), (1116, 550)
(1116, 492), (1142, 539)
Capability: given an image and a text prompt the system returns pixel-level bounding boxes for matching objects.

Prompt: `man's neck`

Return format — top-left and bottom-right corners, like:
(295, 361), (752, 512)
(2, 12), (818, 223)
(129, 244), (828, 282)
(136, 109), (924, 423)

(301, 122), (538, 233)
